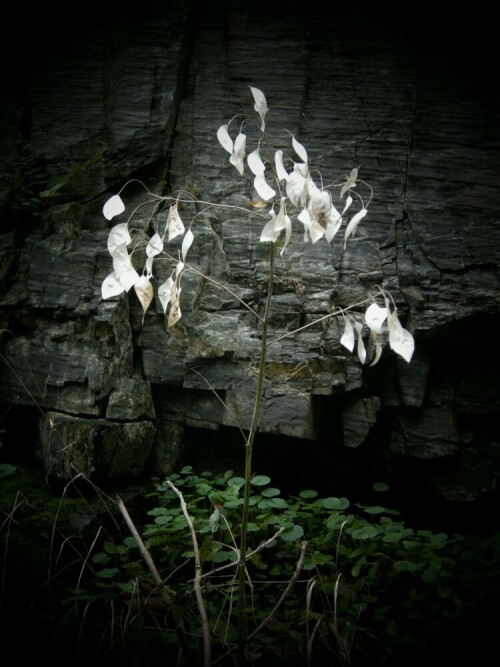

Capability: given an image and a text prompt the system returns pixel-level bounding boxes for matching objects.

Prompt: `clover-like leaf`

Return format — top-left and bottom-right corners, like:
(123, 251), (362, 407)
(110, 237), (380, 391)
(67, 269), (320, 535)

(280, 524), (304, 542)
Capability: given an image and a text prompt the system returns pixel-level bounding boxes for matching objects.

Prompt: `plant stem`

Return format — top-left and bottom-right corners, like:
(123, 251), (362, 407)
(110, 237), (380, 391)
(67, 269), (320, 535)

(238, 244), (275, 666)
(237, 242), (275, 665)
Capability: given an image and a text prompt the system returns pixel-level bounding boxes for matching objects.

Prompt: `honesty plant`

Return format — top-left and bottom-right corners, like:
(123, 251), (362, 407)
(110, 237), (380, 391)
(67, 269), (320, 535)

(101, 86), (414, 364)
(99, 86), (416, 665)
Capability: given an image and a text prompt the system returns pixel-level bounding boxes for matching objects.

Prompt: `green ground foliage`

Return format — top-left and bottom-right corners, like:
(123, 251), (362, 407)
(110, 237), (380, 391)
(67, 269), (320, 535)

(2, 463), (498, 666)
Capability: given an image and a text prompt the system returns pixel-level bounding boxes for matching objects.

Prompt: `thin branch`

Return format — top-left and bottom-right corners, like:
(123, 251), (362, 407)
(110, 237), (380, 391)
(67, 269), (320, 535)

(268, 291), (385, 346)
(116, 495), (187, 650)
(189, 368), (247, 440)
(195, 526), (285, 582)
(182, 261), (263, 321)
(117, 496), (173, 607)
(246, 526), (285, 560)
(248, 539), (308, 641)
(166, 481), (211, 667)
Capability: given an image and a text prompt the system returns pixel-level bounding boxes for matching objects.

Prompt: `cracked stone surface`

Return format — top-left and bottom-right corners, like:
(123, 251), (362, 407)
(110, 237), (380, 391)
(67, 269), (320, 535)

(0, 2), (498, 504)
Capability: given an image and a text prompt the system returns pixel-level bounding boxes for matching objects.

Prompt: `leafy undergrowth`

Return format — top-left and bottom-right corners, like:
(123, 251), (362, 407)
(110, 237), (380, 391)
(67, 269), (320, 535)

(1, 464), (499, 666)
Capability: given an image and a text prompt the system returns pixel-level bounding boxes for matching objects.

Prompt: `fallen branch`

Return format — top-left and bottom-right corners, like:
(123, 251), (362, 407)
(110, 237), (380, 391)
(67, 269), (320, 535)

(116, 495), (187, 658)
(167, 480), (212, 667)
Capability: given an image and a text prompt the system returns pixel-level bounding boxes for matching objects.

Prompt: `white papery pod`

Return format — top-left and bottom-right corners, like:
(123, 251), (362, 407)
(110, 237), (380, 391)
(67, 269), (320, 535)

(134, 275), (154, 323)
(167, 204), (185, 241)
(181, 228), (194, 261)
(280, 210), (292, 255)
(365, 302), (388, 333)
(107, 223), (131, 255)
(369, 332), (383, 367)
(217, 124), (233, 154)
(355, 321), (366, 365)
(229, 131), (246, 175)
(324, 206), (342, 242)
(253, 172), (276, 201)
(103, 194), (125, 221)
(260, 207), (280, 243)
(385, 296), (415, 363)
(340, 167), (358, 198)
(168, 294), (182, 328)
(341, 195), (353, 216)
(247, 145), (265, 176)
(274, 150), (289, 182)
(340, 316), (355, 352)
(146, 232), (163, 258)
(101, 272), (125, 299)
(291, 135), (308, 164)
(388, 310), (415, 363)
(112, 243), (140, 291)
(286, 168), (308, 207)
(298, 207), (313, 242)
(343, 207), (367, 249)
(308, 188), (335, 239)
(158, 275), (174, 314)
(308, 188), (331, 219)
(249, 86), (268, 132)
(174, 260), (185, 279)
(298, 207), (324, 244)
(274, 198), (288, 232)
(145, 256), (154, 276)
(306, 176), (323, 200)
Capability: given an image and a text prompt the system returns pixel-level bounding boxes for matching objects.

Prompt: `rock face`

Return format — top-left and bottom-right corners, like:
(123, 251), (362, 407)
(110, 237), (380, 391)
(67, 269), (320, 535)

(0, 2), (498, 509)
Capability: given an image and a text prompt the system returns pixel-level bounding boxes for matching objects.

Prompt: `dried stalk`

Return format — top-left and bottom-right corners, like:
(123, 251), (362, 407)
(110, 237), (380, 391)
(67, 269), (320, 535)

(248, 539), (308, 641)
(195, 527), (285, 583)
(116, 495), (187, 657)
(167, 480), (211, 667)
